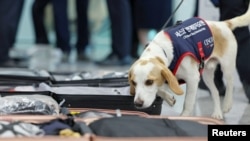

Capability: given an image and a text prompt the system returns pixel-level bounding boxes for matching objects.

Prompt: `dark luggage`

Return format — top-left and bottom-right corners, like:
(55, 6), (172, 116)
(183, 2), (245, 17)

(48, 83), (163, 115)
(0, 69), (163, 115)
(53, 93), (163, 115)
(0, 110), (224, 140)
(0, 68), (53, 88)
(47, 71), (163, 115)
(88, 116), (207, 137)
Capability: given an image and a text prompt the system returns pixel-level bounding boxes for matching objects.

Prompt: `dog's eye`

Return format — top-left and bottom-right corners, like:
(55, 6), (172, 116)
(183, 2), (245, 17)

(145, 80), (153, 86)
(131, 80), (137, 86)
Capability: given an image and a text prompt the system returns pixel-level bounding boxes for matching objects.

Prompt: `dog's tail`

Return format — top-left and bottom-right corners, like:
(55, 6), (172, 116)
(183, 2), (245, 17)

(226, 2), (250, 30)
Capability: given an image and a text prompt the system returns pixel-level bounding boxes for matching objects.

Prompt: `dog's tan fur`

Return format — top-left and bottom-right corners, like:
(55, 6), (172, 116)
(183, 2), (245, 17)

(209, 24), (228, 57)
(128, 3), (250, 119)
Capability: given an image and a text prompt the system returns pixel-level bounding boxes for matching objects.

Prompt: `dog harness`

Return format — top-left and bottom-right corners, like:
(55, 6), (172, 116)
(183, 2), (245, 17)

(164, 17), (214, 75)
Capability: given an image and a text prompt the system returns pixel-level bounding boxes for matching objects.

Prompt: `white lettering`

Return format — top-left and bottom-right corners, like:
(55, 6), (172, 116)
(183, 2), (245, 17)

(204, 37), (214, 46)
(175, 28), (186, 37)
(212, 129), (219, 136)
(212, 129), (247, 136)
(174, 20), (207, 38)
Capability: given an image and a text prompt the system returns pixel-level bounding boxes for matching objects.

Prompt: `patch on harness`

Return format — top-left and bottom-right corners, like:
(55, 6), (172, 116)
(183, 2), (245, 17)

(164, 17), (214, 75)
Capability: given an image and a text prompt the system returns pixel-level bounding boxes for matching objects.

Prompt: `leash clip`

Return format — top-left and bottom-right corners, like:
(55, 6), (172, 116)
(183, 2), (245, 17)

(199, 58), (205, 74)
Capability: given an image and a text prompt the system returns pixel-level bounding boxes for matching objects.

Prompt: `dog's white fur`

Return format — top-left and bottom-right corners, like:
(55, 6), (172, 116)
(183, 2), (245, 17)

(128, 3), (250, 119)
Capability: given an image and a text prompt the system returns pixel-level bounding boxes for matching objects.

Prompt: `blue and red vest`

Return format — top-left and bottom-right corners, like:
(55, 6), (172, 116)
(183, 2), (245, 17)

(164, 17), (214, 75)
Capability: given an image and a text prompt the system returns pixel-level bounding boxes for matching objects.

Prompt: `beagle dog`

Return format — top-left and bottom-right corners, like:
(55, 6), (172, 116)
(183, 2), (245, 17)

(128, 3), (250, 119)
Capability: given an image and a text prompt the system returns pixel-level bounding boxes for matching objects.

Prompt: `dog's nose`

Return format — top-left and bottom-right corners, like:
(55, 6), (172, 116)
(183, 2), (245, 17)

(134, 102), (143, 108)
(134, 99), (144, 108)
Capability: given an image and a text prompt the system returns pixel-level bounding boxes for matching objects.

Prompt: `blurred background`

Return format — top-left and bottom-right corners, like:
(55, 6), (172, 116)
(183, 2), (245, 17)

(10, 0), (199, 71)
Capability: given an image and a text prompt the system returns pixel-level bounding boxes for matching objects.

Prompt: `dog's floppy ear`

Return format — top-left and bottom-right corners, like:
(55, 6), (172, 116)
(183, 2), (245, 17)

(128, 69), (135, 96)
(161, 67), (184, 95)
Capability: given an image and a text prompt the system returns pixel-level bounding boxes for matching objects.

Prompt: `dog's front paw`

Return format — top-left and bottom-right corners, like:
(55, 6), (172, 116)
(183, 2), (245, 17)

(222, 97), (233, 113)
(166, 96), (176, 106)
(211, 111), (223, 120)
(222, 103), (232, 113)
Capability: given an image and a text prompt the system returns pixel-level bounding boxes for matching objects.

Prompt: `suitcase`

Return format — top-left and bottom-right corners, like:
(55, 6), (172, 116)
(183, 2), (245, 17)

(0, 68), (223, 140)
(0, 68), (53, 87)
(0, 115), (90, 141)
(0, 69), (162, 115)
(0, 109), (152, 140)
(0, 109), (224, 140)
(42, 71), (163, 115)
(53, 92), (163, 115)
(79, 113), (223, 141)
(48, 83), (163, 115)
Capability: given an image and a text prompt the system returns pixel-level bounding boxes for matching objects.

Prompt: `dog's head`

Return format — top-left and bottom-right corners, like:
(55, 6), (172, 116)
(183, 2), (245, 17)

(128, 57), (183, 109)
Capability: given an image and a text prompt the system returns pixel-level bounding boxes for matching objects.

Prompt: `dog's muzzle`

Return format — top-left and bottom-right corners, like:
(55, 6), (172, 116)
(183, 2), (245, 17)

(134, 98), (144, 108)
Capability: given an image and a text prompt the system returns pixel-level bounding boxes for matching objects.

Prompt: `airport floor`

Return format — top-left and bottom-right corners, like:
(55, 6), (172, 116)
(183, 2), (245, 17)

(161, 71), (250, 125)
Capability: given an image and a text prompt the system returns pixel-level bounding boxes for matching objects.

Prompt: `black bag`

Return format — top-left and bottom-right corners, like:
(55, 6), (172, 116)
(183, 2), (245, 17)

(89, 116), (207, 137)
(0, 68), (53, 87)
(48, 73), (163, 115)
